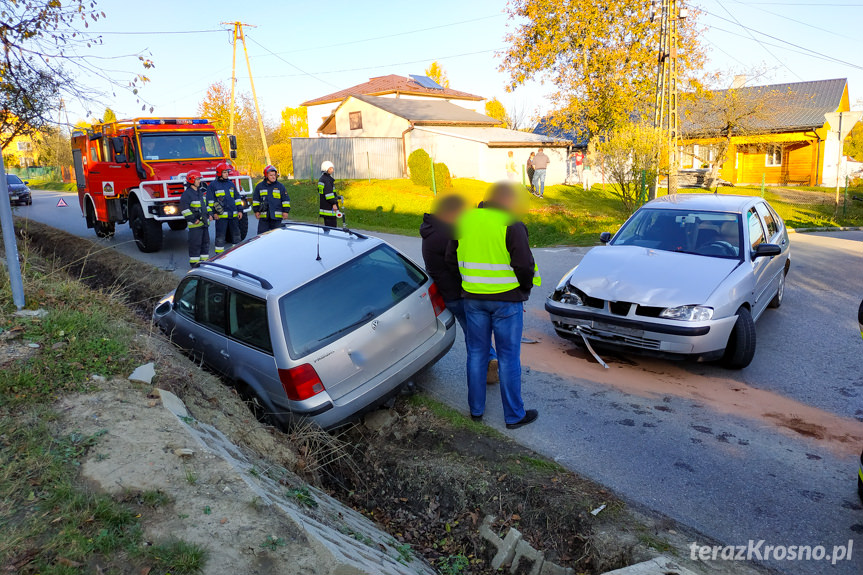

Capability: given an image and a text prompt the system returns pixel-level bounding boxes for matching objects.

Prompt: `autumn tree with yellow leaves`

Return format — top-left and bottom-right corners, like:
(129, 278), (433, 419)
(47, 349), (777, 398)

(499, 0), (705, 138)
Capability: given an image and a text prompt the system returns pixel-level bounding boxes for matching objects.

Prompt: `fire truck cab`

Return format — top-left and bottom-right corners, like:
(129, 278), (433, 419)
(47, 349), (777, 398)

(71, 117), (253, 253)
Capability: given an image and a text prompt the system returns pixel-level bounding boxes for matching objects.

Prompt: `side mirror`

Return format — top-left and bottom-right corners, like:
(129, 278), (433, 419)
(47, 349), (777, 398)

(752, 243), (781, 259)
(228, 135), (237, 150)
(599, 232), (612, 244)
(23, 181), (29, 185)
(111, 136), (124, 154)
(230, 150), (237, 159)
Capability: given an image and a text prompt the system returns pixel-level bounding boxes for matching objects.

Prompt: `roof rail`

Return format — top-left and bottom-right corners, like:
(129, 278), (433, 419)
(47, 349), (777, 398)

(283, 221), (368, 239)
(197, 262), (273, 290)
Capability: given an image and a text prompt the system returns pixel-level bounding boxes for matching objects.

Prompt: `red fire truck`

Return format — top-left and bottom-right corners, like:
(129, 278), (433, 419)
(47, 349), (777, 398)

(71, 117), (253, 253)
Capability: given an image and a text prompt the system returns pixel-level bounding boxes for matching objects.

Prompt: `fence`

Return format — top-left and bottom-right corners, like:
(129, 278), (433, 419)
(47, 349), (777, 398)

(7, 166), (73, 182)
(290, 138), (403, 181)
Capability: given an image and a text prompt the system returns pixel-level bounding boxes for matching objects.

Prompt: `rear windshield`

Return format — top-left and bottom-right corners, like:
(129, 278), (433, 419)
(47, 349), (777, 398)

(279, 244), (427, 358)
(611, 208), (743, 259)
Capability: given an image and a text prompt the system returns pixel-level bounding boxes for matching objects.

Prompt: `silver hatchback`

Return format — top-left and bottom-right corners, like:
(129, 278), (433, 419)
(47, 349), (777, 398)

(154, 223), (456, 428)
(546, 194), (790, 369)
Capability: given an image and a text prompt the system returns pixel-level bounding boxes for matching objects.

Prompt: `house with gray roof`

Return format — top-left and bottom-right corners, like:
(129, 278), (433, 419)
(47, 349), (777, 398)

(680, 78), (854, 187)
(294, 94), (571, 183)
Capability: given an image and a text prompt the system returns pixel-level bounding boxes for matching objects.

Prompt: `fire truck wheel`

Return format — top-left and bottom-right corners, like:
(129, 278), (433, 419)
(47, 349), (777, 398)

(167, 220), (187, 231)
(129, 202), (163, 253)
(94, 221), (115, 238)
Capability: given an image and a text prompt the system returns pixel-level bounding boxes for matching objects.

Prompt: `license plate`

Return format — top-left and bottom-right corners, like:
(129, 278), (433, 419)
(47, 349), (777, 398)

(9, 195), (18, 200)
(591, 321), (644, 338)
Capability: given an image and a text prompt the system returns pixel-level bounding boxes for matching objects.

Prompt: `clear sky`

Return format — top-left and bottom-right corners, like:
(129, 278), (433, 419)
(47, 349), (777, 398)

(65, 0), (863, 126)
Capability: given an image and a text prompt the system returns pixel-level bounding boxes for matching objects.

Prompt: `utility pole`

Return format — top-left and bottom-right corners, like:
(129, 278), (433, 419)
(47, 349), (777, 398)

(221, 21), (271, 166)
(651, 0), (687, 197)
(0, 158), (25, 309)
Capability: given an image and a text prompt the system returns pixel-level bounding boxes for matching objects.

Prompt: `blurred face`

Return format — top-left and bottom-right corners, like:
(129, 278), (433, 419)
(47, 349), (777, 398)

(220, 169), (229, 179)
(266, 171), (277, 182)
(438, 206), (463, 225)
(327, 167), (334, 175)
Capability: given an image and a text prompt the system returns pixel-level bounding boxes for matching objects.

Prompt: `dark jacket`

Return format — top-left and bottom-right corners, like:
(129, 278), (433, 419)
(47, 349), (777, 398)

(445, 207), (536, 302)
(179, 183), (211, 227)
(252, 180), (290, 220)
(318, 172), (337, 215)
(208, 178), (243, 218)
(420, 213), (462, 302)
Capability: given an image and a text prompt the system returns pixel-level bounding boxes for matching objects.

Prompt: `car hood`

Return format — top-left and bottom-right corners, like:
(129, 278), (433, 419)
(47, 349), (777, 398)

(569, 246), (740, 307)
(7, 184), (28, 192)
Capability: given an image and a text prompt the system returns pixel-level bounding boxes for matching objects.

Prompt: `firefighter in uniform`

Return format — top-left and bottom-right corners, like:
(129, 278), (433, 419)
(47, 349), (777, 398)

(318, 160), (338, 227)
(252, 165), (290, 234)
(179, 170), (212, 267)
(208, 161), (244, 254)
(446, 182), (541, 429)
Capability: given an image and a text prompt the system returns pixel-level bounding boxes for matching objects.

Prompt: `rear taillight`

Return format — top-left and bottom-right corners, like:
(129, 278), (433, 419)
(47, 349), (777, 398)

(278, 364), (326, 401)
(428, 282), (446, 317)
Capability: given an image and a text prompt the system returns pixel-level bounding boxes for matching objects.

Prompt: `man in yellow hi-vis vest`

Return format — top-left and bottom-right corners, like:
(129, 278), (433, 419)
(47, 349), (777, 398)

(447, 182), (540, 429)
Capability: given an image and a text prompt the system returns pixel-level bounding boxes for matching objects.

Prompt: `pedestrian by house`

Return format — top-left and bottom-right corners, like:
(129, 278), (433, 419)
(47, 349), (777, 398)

(208, 162), (244, 254)
(582, 151), (593, 192)
(447, 182), (540, 428)
(252, 165), (290, 234)
(526, 152), (536, 193)
(505, 151), (517, 181)
(179, 170), (212, 267)
(318, 160), (338, 227)
(420, 195), (499, 384)
(532, 147), (550, 197)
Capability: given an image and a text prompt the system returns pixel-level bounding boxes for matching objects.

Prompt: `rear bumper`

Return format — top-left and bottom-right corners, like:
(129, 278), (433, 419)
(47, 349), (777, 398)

(545, 299), (736, 357)
(278, 312), (457, 429)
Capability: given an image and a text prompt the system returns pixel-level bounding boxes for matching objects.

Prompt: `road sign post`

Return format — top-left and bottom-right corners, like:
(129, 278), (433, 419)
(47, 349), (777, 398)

(824, 111), (863, 216)
(0, 159), (26, 309)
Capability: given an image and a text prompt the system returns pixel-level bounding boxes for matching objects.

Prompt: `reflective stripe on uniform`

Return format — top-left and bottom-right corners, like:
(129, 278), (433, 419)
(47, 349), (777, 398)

(325, 193), (335, 200)
(200, 254), (209, 261)
(190, 201), (201, 207)
(215, 247), (225, 254)
(459, 261), (512, 271)
(181, 209), (193, 216)
(460, 275), (520, 284)
(319, 209), (337, 216)
(189, 256), (200, 263)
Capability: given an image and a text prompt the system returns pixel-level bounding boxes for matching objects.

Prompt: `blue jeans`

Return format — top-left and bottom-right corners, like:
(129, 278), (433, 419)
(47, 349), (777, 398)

(532, 169), (546, 196)
(445, 299), (497, 361)
(464, 299), (525, 424)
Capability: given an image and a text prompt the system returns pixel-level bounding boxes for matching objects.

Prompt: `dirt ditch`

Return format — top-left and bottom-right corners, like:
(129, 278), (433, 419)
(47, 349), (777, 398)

(11, 220), (770, 575)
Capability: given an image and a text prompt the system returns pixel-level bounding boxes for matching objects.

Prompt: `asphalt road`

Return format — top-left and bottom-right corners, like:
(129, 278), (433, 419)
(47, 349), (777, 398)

(15, 189), (863, 574)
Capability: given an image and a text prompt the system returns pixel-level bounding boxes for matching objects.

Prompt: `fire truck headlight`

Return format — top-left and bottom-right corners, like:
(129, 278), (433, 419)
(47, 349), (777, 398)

(163, 205), (179, 216)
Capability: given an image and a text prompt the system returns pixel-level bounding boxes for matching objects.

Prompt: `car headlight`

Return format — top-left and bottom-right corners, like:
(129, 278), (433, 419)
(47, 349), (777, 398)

(659, 305), (714, 321)
(558, 284), (584, 306)
(162, 204), (179, 215)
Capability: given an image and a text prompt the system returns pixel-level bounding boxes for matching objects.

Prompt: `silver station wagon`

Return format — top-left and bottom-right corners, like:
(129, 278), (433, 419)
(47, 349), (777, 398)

(154, 224), (456, 428)
(546, 194), (790, 369)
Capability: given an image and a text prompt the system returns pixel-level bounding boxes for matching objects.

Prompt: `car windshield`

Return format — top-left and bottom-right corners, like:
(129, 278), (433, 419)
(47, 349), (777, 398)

(6, 175), (23, 185)
(279, 244), (427, 358)
(611, 208), (743, 259)
(139, 133), (223, 161)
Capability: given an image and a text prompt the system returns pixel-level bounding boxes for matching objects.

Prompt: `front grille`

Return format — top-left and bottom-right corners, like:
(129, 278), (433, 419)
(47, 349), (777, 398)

(635, 305), (664, 318)
(609, 301), (632, 316)
(167, 183), (184, 196)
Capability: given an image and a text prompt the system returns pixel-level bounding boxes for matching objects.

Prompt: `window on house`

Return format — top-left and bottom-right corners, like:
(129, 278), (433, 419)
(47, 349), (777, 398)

(765, 144), (782, 167)
(16, 141), (32, 152)
(349, 111), (363, 130)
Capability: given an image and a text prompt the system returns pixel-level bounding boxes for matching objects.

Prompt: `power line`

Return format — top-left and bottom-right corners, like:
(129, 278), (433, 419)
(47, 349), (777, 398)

(702, 8), (863, 71)
(741, 2), (863, 5)
(730, 0), (860, 42)
(244, 35), (340, 89)
(83, 29), (225, 35)
(703, 22), (863, 71)
(713, 0), (803, 80)
(266, 14), (503, 56)
(703, 37), (748, 68)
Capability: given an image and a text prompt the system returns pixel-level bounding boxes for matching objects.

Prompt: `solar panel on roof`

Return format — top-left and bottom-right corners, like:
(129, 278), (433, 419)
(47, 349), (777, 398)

(409, 74), (444, 90)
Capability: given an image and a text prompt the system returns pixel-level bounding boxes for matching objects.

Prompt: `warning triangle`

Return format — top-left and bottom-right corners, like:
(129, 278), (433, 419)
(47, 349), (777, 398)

(56, 198), (68, 207)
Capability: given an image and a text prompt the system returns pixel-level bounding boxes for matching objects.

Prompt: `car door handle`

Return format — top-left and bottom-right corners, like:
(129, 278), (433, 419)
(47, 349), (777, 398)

(220, 350), (230, 359)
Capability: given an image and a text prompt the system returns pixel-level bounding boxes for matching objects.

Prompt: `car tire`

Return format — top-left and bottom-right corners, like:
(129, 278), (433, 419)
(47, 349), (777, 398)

(768, 272), (785, 309)
(94, 220), (115, 238)
(721, 307), (756, 369)
(129, 201), (163, 253)
(167, 219), (187, 231)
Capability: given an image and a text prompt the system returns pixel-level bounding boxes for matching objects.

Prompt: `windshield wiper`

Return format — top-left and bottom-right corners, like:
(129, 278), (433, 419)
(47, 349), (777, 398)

(317, 312), (376, 342)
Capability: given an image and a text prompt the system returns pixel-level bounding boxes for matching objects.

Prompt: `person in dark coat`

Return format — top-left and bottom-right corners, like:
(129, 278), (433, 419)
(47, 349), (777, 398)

(421, 194), (499, 384)
(252, 165), (290, 234)
(178, 170), (212, 267)
(208, 161), (244, 254)
(318, 160), (338, 227)
(526, 152), (536, 194)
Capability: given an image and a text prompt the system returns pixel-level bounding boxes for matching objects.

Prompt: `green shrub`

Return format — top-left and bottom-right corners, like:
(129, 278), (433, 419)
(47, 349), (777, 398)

(408, 148), (432, 187)
(433, 162), (452, 190)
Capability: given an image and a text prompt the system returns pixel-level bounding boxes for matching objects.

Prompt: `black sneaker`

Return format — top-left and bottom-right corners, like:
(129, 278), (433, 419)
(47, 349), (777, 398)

(471, 414), (483, 422)
(506, 409), (538, 429)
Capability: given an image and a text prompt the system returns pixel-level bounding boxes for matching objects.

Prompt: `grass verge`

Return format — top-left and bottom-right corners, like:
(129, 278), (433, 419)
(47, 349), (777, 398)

(0, 247), (207, 575)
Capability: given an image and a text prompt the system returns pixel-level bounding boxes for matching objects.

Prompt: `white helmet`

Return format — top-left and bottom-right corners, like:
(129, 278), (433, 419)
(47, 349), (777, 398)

(321, 160), (334, 173)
